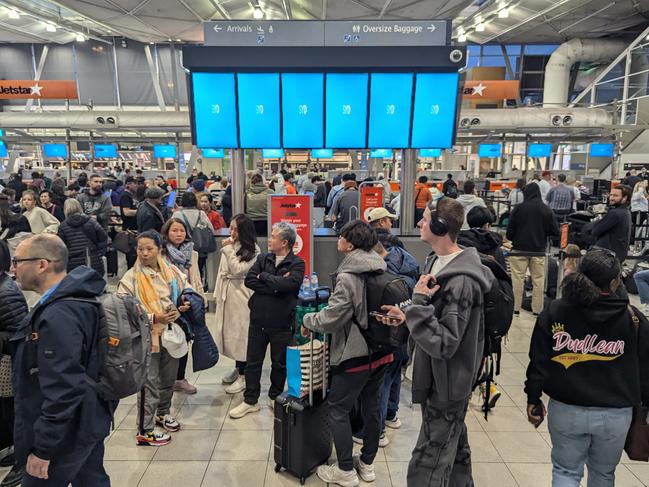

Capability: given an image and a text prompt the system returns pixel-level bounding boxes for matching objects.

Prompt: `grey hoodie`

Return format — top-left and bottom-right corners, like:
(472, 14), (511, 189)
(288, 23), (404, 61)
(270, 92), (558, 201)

(456, 194), (486, 230)
(405, 247), (494, 405)
(303, 249), (387, 368)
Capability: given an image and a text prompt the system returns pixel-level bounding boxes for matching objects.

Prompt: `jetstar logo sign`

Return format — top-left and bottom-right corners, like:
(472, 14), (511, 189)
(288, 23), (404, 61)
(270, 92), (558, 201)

(462, 80), (520, 100)
(0, 80), (78, 99)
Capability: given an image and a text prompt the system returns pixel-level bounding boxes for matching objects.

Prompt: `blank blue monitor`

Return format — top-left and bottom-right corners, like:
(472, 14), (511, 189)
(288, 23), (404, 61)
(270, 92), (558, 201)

(368, 73), (413, 149)
(370, 149), (393, 158)
(479, 144), (502, 158)
(311, 149), (333, 159)
(202, 148), (225, 158)
(192, 72), (238, 149)
(262, 149), (285, 159)
(589, 143), (614, 157)
(237, 73), (280, 148)
(43, 143), (68, 158)
(527, 144), (552, 158)
(419, 148), (442, 158)
(0, 142), (6, 158)
(153, 145), (177, 159)
(325, 74), (369, 148)
(282, 73), (324, 149)
(411, 73), (460, 149)
(93, 144), (117, 158)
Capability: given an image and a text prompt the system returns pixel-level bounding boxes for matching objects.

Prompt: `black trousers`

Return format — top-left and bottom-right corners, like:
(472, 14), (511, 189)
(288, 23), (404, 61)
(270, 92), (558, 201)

(177, 353), (188, 381)
(243, 326), (292, 405)
(328, 365), (388, 471)
(253, 220), (268, 237)
(125, 250), (137, 270)
(0, 397), (13, 451)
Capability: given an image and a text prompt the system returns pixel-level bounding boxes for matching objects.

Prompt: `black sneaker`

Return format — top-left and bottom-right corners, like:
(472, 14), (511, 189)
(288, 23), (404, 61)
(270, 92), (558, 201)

(0, 452), (14, 468)
(0, 465), (23, 487)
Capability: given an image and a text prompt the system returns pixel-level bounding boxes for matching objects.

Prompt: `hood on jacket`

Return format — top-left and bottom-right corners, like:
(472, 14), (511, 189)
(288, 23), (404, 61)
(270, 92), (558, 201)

(457, 194), (480, 205)
(580, 294), (629, 328)
(523, 183), (542, 201)
(427, 247), (494, 293)
(64, 213), (91, 228)
(337, 249), (387, 275)
(45, 266), (106, 302)
(457, 229), (503, 255)
(248, 183), (270, 195)
(385, 246), (419, 290)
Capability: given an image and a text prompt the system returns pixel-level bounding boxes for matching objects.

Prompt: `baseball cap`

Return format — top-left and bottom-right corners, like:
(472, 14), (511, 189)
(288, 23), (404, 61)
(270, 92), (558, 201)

(367, 207), (397, 222)
(161, 323), (188, 359)
(542, 170), (552, 177)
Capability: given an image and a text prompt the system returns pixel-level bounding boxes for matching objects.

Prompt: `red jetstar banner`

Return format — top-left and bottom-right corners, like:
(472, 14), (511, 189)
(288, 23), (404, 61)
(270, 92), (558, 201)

(0, 80), (78, 99)
(462, 80), (520, 99)
(269, 194), (313, 277)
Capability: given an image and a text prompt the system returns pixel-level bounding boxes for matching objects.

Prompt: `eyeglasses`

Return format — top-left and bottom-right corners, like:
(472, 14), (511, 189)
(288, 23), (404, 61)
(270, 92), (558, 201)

(11, 257), (56, 267)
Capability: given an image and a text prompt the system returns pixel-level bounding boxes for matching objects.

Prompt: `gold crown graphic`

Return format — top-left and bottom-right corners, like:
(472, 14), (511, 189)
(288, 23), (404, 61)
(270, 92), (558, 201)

(551, 323), (565, 334)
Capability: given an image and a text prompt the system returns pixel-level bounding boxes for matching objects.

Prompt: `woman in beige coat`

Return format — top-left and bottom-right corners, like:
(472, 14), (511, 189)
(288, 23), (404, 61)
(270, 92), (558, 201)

(214, 214), (260, 394)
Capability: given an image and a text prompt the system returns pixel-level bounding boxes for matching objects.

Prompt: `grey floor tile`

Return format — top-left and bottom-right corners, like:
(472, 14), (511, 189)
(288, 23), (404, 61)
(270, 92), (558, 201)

(506, 462), (553, 486)
(472, 462), (518, 487)
(104, 460), (149, 487)
(211, 430), (272, 461)
(152, 430), (219, 461)
(104, 430), (157, 461)
(202, 460), (268, 486)
(489, 432), (551, 463)
(177, 403), (229, 430)
(138, 461), (208, 486)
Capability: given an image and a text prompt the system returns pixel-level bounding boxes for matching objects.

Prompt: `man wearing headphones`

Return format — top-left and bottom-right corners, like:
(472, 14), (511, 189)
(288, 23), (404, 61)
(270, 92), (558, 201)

(379, 198), (494, 487)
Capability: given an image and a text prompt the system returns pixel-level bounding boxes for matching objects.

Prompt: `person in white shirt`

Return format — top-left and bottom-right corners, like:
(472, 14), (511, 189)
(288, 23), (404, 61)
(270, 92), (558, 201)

(535, 171), (552, 203)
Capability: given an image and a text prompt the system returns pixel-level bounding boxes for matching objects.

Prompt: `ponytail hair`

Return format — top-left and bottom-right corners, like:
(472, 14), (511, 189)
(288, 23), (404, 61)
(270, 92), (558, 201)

(561, 248), (620, 306)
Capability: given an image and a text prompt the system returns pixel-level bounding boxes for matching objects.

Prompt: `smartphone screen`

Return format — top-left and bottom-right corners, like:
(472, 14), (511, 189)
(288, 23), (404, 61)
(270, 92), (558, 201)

(166, 190), (177, 208)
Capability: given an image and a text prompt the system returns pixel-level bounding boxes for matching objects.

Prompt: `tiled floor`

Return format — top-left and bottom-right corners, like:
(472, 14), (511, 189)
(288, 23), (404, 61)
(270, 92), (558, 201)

(97, 308), (649, 486)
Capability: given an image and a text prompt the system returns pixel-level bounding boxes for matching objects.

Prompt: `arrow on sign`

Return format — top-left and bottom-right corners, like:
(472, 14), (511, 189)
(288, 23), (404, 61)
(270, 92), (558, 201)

(427, 24), (436, 32)
(213, 25), (222, 32)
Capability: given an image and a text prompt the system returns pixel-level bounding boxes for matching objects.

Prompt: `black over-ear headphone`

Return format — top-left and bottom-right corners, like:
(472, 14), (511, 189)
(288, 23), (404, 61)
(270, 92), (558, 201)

(429, 210), (449, 236)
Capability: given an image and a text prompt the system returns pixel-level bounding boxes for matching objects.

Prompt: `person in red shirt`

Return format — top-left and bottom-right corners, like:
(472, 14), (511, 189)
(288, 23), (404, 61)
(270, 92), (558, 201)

(199, 193), (226, 231)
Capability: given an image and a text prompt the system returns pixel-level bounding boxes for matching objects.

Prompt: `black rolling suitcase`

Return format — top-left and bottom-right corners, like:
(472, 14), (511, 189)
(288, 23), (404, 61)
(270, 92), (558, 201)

(106, 248), (118, 277)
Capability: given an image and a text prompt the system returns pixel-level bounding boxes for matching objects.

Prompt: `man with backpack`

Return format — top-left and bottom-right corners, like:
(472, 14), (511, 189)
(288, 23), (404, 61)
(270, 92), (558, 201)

(442, 173), (458, 198)
(378, 199), (495, 486)
(10, 234), (113, 486)
(302, 220), (409, 487)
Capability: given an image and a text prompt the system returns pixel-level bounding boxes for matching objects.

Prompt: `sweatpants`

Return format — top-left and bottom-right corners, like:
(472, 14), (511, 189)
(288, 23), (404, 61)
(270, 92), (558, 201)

(243, 326), (292, 405)
(510, 255), (546, 314)
(407, 396), (472, 487)
(22, 440), (109, 487)
(138, 347), (179, 433)
(328, 365), (388, 471)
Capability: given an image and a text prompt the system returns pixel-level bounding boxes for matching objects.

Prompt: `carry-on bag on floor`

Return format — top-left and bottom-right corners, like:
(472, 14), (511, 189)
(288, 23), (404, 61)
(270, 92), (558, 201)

(106, 248), (118, 277)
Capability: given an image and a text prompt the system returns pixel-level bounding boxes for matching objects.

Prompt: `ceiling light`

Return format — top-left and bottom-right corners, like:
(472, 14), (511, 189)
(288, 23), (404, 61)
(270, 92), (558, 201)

(149, 41), (154, 44)
(7, 9), (19, 19)
(475, 22), (486, 32)
(458, 33), (467, 42)
(498, 8), (509, 18)
(253, 7), (264, 19)
(45, 23), (56, 32)
(176, 38), (181, 42)
(75, 33), (85, 42)
(457, 26), (465, 35)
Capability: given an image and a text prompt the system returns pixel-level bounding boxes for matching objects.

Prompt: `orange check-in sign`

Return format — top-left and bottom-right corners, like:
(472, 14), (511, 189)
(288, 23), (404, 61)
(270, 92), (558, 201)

(463, 80), (520, 100)
(0, 80), (78, 99)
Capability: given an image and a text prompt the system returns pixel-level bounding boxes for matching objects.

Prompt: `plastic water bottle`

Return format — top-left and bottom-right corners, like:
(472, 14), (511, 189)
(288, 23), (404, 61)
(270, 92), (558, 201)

(302, 276), (312, 298)
(311, 272), (319, 291)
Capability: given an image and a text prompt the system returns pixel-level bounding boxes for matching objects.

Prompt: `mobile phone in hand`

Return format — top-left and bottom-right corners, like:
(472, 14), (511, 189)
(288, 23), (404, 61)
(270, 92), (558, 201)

(531, 404), (545, 428)
(370, 311), (401, 323)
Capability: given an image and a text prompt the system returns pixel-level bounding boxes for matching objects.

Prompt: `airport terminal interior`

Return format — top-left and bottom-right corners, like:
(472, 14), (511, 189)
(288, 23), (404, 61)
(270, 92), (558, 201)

(1, 0), (649, 485)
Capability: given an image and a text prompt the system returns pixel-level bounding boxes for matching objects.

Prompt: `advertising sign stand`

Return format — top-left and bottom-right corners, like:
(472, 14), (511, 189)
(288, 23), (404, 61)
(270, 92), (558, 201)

(359, 181), (387, 222)
(268, 194), (313, 277)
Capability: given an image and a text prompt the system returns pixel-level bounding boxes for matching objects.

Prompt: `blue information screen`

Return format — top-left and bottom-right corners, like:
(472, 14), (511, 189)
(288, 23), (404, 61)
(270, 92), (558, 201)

(528, 144), (552, 157)
(192, 73), (238, 149)
(589, 143), (614, 157)
(411, 73), (459, 149)
(312, 149), (333, 158)
(370, 149), (393, 158)
(202, 148), (225, 158)
(262, 149), (285, 158)
(326, 74), (369, 148)
(479, 144), (502, 158)
(420, 148), (442, 158)
(153, 145), (177, 159)
(368, 73), (413, 149)
(43, 143), (68, 158)
(93, 144), (117, 158)
(282, 73), (324, 149)
(0, 142), (6, 158)
(237, 73), (280, 148)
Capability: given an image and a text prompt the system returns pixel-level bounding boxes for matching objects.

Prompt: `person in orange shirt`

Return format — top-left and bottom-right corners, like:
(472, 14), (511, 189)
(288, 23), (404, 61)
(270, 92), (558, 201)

(414, 176), (433, 227)
(284, 174), (297, 195)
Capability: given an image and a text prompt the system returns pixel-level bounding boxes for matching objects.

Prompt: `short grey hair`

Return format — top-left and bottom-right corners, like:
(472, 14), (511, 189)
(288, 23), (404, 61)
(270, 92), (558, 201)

(272, 221), (297, 248)
(145, 186), (165, 200)
(23, 234), (68, 273)
(64, 198), (83, 218)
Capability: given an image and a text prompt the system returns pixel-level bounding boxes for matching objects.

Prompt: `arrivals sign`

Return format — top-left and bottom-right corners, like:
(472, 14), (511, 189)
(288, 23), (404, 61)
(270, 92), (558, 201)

(269, 194), (313, 277)
(0, 80), (78, 99)
(462, 80), (520, 100)
(360, 184), (384, 222)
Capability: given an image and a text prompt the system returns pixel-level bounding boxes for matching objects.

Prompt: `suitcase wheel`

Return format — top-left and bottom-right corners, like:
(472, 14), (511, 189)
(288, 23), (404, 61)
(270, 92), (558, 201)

(300, 477), (305, 485)
(274, 464), (281, 473)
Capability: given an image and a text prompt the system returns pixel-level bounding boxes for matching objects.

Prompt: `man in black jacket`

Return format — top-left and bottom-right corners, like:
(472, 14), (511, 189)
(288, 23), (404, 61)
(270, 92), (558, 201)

(507, 183), (560, 315)
(136, 186), (169, 234)
(592, 184), (632, 263)
(10, 234), (112, 486)
(229, 222), (305, 419)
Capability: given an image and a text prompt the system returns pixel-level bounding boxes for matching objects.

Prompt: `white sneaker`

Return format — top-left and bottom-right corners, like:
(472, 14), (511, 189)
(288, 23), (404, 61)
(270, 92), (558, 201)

(351, 434), (389, 448)
(222, 368), (239, 385)
(316, 463), (359, 487)
(353, 454), (376, 482)
(269, 398), (275, 409)
(225, 376), (245, 394)
(385, 417), (402, 429)
(229, 401), (260, 419)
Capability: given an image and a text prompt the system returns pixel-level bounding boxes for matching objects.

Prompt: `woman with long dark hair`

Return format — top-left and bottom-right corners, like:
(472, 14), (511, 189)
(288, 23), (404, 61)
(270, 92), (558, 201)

(0, 195), (30, 240)
(525, 248), (649, 486)
(214, 214), (260, 393)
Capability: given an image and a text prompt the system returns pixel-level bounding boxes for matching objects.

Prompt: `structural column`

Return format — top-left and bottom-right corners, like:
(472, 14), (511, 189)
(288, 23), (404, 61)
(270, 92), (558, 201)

(232, 149), (246, 216)
(399, 149), (417, 235)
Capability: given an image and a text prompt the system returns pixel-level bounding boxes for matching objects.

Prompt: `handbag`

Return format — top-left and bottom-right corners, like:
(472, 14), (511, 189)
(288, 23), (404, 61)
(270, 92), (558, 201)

(181, 213), (217, 256)
(624, 306), (649, 461)
(286, 337), (329, 398)
(0, 355), (13, 397)
(113, 230), (137, 254)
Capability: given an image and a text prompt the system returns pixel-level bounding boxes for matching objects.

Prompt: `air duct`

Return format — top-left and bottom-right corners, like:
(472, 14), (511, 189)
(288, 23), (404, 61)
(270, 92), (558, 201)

(0, 111), (190, 131)
(543, 38), (627, 107)
(458, 106), (613, 129)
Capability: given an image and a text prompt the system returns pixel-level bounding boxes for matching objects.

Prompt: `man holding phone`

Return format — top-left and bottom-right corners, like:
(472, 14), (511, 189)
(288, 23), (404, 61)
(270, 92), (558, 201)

(379, 198), (494, 487)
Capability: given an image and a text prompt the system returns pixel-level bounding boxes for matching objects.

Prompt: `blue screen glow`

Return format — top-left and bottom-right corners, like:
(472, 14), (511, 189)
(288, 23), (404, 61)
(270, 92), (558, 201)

(411, 73), (459, 149)
(479, 144), (502, 158)
(237, 73), (280, 148)
(368, 73), (413, 149)
(0, 129), (4, 137)
(153, 145), (177, 159)
(528, 144), (552, 158)
(93, 144), (117, 158)
(326, 74), (369, 148)
(282, 73), (324, 149)
(370, 149), (393, 158)
(43, 143), (68, 158)
(420, 148), (442, 158)
(192, 73), (238, 149)
(0, 142), (6, 158)
(589, 143), (614, 157)
(262, 149), (285, 158)
(311, 149), (333, 158)
(202, 148), (225, 158)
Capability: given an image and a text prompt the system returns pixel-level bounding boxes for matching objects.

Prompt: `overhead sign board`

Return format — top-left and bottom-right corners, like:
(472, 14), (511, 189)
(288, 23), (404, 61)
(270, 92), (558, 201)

(203, 20), (449, 47)
(463, 80), (520, 100)
(0, 80), (78, 99)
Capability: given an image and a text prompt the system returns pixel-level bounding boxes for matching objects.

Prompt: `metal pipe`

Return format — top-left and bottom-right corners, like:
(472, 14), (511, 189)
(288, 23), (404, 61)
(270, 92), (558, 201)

(112, 43), (122, 109)
(144, 44), (167, 112)
(231, 149), (245, 216)
(621, 52), (632, 124)
(399, 149), (416, 236)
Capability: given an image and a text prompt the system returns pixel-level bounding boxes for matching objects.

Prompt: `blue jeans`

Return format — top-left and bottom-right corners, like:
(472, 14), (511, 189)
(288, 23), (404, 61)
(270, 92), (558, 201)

(634, 269), (649, 304)
(548, 399), (632, 487)
(381, 346), (408, 427)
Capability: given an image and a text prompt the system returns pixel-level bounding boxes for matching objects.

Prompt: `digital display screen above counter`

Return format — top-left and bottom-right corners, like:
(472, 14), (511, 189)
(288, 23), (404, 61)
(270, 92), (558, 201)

(311, 149), (333, 158)
(0, 143), (6, 158)
(43, 143), (68, 158)
(153, 144), (177, 159)
(282, 73), (324, 149)
(368, 73), (413, 149)
(192, 72), (238, 148)
(419, 148), (442, 157)
(410, 72), (459, 149)
(237, 73), (281, 148)
(202, 148), (225, 158)
(262, 149), (285, 158)
(589, 143), (614, 157)
(325, 73), (368, 148)
(528, 144), (552, 158)
(478, 143), (502, 158)
(93, 144), (117, 158)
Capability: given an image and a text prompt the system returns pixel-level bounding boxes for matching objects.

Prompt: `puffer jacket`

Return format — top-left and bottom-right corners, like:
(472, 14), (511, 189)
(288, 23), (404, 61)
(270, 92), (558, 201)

(384, 246), (420, 293)
(0, 273), (28, 356)
(246, 184), (273, 220)
(57, 213), (108, 276)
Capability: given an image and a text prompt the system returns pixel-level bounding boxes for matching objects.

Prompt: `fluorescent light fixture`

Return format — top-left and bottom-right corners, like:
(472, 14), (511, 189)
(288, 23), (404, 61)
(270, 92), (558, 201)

(458, 33), (467, 42)
(7, 9), (19, 19)
(75, 33), (86, 42)
(498, 8), (509, 17)
(253, 7), (264, 19)
(45, 23), (56, 32)
(457, 26), (465, 35)
(475, 22), (486, 32)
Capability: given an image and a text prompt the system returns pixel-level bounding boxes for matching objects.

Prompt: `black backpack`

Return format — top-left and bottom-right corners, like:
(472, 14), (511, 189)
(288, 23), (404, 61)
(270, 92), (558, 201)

(352, 271), (412, 355)
(445, 182), (458, 198)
